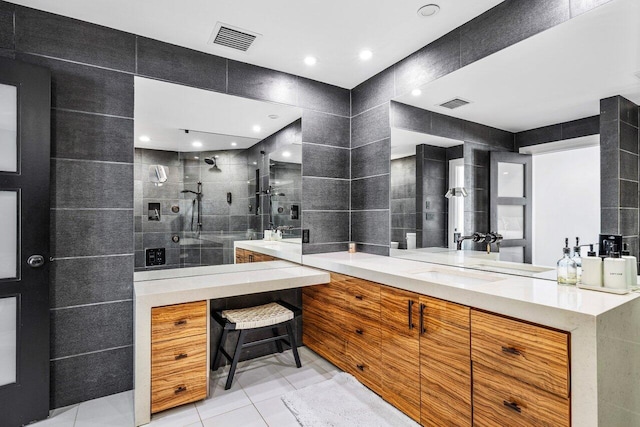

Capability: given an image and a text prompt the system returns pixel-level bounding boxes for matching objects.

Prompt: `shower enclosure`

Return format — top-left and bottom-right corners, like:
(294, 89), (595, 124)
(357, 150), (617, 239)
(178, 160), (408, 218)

(134, 148), (258, 271)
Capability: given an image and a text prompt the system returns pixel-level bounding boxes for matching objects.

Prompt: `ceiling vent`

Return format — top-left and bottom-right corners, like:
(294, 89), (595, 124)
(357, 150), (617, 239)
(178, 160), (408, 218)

(209, 22), (260, 52)
(439, 98), (470, 109)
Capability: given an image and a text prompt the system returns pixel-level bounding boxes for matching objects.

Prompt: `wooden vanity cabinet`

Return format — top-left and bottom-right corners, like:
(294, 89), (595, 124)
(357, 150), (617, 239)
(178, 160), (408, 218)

(379, 287), (471, 426)
(380, 287), (421, 422)
(470, 309), (570, 427)
(235, 248), (277, 263)
(150, 301), (208, 414)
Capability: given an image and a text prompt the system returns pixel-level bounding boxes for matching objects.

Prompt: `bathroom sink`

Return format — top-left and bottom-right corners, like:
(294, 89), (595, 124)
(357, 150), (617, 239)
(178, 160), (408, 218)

(408, 268), (503, 286)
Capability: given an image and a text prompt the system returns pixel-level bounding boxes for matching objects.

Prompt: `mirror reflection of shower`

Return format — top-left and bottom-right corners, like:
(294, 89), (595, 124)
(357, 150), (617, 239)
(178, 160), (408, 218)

(180, 181), (203, 237)
(266, 186), (285, 230)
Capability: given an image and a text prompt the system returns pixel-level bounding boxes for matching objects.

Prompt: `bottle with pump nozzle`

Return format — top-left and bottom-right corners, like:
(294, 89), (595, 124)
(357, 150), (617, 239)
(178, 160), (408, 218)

(571, 237), (582, 283)
(621, 243), (638, 289)
(603, 244), (628, 289)
(581, 244), (602, 287)
(557, 238), (577, 285)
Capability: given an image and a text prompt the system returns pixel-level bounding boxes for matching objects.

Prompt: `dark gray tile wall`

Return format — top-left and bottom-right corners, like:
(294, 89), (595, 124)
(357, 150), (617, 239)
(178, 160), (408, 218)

(5, 0), (349, 408)
(415, 145), (448, 249)
(515, 115), (599, 149)
(600, 96), (640, 261)
(391, 156), (416, 248)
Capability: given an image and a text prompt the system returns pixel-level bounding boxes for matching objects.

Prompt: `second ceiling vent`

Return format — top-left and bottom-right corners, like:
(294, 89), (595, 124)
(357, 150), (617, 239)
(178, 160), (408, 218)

(209, 22), (260, 52)
(439, 98), (471, 109)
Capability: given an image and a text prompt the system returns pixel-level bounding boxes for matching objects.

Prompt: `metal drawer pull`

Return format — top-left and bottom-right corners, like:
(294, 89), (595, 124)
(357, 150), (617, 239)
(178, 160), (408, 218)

(174, 319), (187, 326)
(175, 353), (188, 360)
(503, 400), (522, 413)
(419, 303), (426, 334)
(501, 346), (521, 356)
(355, 329), (363, 335)
(355, 295), (363, 300)
(356, 364), (365, 371)
(408, 300), (414, 330)
(175, 386), (187, 394)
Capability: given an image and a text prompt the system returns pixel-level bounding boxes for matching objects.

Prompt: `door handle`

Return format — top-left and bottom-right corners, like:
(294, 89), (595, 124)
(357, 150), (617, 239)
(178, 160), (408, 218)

(408, 300), (414, 330)
(27, 255), (45, 268)
(419, 303), (426, 334)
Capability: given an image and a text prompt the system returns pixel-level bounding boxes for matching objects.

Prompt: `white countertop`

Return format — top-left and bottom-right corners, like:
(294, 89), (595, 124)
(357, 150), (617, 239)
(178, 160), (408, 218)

(234, 239), (302, 263)
(134, 261), (326, 306)
(302, 251), (639, 324)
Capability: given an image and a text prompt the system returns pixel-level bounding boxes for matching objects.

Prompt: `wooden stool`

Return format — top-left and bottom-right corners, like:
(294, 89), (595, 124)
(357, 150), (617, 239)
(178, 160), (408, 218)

(211, 301), (302, 390)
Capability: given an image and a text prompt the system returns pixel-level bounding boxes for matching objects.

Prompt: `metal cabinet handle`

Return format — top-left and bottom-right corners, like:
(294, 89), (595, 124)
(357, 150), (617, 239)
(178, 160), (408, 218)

(248, 254), (254, 262)
(355, 295), (363, 300)
(175, 353), (188, 360)
(174, 319), (187, 326)
(408, 300), (415, 330)
(355, 329), (363, 335)
(503, 400), (522, 413)
(174, 386), (187, 394)
(419, 303), (426, 334)
(501, 346), (521, 356)
(356, 364), (365, 371)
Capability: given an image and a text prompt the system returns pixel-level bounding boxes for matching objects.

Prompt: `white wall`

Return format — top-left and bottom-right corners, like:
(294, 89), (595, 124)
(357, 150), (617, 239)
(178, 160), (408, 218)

(532, 145), (600, 267)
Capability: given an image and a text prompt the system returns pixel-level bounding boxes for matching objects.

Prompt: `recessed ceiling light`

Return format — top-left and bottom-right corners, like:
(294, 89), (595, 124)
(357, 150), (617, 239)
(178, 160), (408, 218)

(268, 114), (279, 119)
(194, 156), (199, 159)
(139, 135), (151, 142)
(304, 56), (317, 66)
(359, 50), (373, 61)
(252, 125), (261, 132)
(282, 151), (291, 158)
(214, 155), (220, 158)
(411, 89), (422, 96)
(417, 4), (440, 17)
(192, 141), (202, 147)
(231, 142), (237, 147)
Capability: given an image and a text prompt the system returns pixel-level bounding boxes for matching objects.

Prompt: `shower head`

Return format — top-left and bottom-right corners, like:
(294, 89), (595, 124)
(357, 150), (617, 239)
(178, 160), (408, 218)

(204, 157), (215, 166)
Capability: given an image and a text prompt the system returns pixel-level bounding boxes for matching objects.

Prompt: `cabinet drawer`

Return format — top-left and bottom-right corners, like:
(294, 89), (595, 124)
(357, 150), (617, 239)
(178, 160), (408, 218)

(471, 310), (569, 397)
(151, 333), (207, 378)
(346, 341), (381, 394)
(151, 361), (207, 414)
(473, 364), (570, 427)
(344, 278), (380, 320)
(151, 301), (207, 343)
(343, 312), (381, 347)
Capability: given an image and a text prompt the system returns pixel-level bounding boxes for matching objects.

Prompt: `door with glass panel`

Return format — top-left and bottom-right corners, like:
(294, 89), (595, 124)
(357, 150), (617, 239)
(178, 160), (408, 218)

(0, 57), (51, 426)
(490, 152), (532, 263)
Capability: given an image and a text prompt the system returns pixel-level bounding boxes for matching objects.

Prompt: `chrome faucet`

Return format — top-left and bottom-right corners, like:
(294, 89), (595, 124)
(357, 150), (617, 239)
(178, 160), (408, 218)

(456, 231), (503, 254)
(456, 232), (486, 250)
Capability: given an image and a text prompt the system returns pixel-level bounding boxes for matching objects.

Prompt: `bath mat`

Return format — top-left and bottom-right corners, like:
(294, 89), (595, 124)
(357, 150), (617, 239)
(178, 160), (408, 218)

(282, 372), (420, 427)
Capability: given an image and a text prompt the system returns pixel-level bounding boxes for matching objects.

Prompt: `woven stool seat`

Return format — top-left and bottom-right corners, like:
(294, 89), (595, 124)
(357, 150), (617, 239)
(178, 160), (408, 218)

(222, 302), (294, 329)
(212, 300), (302, 390)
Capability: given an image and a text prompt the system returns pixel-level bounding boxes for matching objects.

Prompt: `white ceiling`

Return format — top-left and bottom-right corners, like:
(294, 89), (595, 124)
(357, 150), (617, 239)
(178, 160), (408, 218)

(134, 77), (301, 152)
(12, 0), (505, 89)
(395, 0), (640, 132)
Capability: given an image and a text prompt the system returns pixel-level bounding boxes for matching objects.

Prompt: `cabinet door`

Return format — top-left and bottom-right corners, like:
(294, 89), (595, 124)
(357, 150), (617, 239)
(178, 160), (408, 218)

(235, 248), (247, 263)
(420, 296), (471, 427)
(380, 286), (421, 422)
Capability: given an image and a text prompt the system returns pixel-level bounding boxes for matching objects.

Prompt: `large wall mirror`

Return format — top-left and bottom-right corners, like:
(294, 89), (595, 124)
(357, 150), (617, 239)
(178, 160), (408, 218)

(134, 77), (302, 271)
(386, 1), (638, 277)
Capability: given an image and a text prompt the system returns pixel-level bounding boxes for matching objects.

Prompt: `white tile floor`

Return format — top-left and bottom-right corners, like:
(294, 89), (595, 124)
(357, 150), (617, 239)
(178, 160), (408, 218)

(32, 347), (340, 427)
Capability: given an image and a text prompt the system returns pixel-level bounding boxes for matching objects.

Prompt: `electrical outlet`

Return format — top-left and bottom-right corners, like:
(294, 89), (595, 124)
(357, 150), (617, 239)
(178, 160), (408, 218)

(302, 229), (310, 243)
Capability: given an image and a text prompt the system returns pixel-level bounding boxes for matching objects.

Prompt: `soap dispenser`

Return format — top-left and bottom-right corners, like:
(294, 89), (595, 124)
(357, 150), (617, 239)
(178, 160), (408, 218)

(603, 244), (627, 290)
(621, 243), (638, 289)
(581, 244), (603, 287)
(557, 239), (577, 286)
(571, 237), (582, 283)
